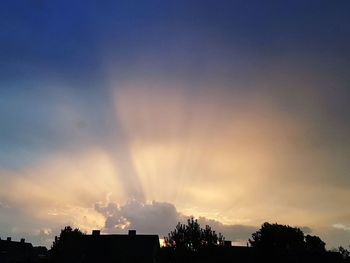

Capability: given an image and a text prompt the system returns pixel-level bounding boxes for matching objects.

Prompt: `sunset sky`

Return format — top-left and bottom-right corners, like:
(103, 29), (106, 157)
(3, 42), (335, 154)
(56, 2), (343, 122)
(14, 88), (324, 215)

(1, 1), (350, 248)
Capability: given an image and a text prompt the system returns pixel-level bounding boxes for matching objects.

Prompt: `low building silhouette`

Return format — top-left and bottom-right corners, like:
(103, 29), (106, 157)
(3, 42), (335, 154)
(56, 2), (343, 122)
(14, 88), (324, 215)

(83, 230), (160, 263)
(52, 229), (160, 263)
(0, 237), (34, 263)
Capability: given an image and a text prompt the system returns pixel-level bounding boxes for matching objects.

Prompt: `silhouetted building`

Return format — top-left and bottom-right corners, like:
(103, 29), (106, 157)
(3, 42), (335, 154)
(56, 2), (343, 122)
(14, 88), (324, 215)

(54, 229), (160, 263)
(0, 236), (34, 263)
(33, 246), (49, 262)
(86, 229), (160, 263)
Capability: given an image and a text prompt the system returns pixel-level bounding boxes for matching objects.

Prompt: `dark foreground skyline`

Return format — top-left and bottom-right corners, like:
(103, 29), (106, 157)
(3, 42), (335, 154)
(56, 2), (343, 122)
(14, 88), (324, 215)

(1, 221), (350, 263)
(1, 0), (350, 248)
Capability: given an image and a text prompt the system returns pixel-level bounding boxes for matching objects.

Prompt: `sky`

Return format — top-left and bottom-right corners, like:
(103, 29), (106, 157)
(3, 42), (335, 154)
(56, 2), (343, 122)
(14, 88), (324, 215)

(0, 0), (350, 248)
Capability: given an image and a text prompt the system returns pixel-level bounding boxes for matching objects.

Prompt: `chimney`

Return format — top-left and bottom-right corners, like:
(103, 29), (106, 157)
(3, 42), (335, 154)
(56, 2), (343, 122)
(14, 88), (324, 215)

(92, 230), (100, 236)
(21, 238), (25, 243)
(128, 230), (136, 236)
(7, 237), (11, 241)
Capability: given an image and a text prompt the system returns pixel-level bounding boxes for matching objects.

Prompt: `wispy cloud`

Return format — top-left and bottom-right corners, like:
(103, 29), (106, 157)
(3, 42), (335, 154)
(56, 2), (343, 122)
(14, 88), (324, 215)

(333, 224), (350, 232)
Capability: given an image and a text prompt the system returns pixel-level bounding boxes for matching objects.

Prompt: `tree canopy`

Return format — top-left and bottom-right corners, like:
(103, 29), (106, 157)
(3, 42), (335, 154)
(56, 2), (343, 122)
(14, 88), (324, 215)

(305, 234), (326, 253)
(50, 226), (85, 262)
(164, 217), (224, 251)
(337, 246), (350, 259)
(249, 222), (305, 252)
(249, 222), (327, 256)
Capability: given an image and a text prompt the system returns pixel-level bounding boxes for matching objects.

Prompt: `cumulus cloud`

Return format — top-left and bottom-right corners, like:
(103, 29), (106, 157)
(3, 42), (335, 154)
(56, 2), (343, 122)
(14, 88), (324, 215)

(315, 226), (350, 249)
(196, 217), (257, 243)
(94, 200), (258, 243)
(95, 200), (180, 236)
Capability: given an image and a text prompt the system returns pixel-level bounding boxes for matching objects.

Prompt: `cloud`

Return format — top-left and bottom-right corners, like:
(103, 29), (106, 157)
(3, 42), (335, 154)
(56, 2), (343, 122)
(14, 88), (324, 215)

(95, 200), (179, 236)
(333, 224), (350, 232)
(1, 83), (349, 248)
(196, 217), (257, 243)
(94, 200), (258, 243)
(314, 226), (350, 249)
(0, 202), (55, 247)
(300, 226), (312, 235)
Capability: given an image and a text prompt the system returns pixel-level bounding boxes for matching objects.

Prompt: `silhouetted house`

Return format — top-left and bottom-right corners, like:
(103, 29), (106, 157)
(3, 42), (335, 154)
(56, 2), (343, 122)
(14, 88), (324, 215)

(0, 237), (34, 263)
(78, 230), (160, 263)
(33, 246), (49, 262)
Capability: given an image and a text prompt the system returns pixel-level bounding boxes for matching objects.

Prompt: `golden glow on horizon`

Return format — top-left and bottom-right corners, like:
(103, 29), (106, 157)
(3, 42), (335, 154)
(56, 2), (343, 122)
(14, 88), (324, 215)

(0, 82), (349, 248)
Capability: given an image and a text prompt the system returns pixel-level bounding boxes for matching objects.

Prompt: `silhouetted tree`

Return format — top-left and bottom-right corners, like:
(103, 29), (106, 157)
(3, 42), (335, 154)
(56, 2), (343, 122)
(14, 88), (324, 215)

(305, 234), (326, 253)
(249, 222), (331, 263)
(201, 225), (218, 247)
(164, 217), (224, 251)
(50, 226), (84, 262)
(249, 222), (305, 253)
(338, 246), (350, 259)
(165, 222), (187, 250)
